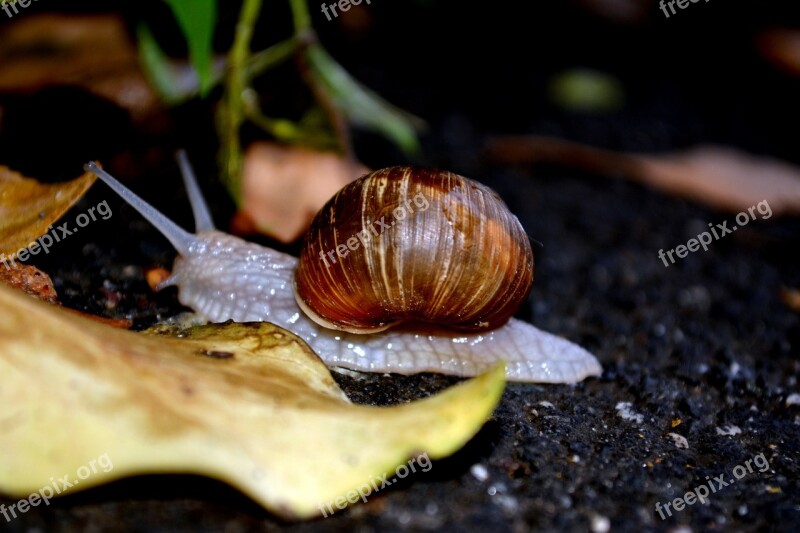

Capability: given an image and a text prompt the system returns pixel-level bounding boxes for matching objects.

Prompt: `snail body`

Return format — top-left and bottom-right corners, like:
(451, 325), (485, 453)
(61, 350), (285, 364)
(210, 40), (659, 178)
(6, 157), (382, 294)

(84, 156), (601, 383)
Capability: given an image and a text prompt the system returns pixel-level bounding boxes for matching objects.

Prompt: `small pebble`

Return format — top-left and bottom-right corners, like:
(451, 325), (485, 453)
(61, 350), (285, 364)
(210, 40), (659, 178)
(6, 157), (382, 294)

(615, 402), (644, 424)
(716, 424), (742, 436)
(737, 504), (748, 516)
(493, 494), (518, 513)
(146, 267), (171, 291)
(590, 515), (611, 533)
(677, 285), (711, 313)
(121, 265), (141, 278)
(470, 463), (489, 482)
(668, 432), (689, 449)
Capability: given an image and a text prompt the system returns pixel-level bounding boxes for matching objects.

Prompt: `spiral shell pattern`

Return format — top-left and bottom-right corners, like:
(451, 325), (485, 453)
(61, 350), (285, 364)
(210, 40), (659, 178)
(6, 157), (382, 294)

(294, 167), (534, 333)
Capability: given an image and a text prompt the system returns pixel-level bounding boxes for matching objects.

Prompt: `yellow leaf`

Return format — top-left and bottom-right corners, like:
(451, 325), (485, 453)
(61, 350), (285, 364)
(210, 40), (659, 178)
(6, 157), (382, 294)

(0, 282), (504, 519)
(0, 166), (96, 259)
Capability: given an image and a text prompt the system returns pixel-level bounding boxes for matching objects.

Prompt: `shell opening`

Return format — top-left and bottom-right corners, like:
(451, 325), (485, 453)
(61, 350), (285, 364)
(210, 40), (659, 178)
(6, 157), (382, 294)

(292, 284), (397, 334)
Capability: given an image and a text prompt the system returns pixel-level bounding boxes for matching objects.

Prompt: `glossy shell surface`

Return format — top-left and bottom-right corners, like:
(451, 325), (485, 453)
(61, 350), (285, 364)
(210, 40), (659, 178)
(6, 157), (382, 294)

(295, 167), (534, 333)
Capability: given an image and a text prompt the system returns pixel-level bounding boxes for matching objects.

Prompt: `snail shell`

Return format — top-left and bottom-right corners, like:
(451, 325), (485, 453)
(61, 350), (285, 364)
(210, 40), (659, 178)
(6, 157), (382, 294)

(295, 167), (534, 334)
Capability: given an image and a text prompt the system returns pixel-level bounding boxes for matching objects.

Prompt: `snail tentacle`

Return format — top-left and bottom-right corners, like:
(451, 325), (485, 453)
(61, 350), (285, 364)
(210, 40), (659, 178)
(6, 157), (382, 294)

(176, 150), (215, 232)
(84, 161), (196, 256)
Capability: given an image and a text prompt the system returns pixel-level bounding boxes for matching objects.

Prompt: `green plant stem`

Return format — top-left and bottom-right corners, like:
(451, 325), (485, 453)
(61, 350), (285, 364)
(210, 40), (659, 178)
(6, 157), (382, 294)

(296, 47), (354, 159)
(241, 88), (301, 140)
(289, 0), (312, 34)
(219, 0), (356, 202)
(288, 0), (353, 158)
(219, 0), (263, 202)
(245, 37), (302, 82)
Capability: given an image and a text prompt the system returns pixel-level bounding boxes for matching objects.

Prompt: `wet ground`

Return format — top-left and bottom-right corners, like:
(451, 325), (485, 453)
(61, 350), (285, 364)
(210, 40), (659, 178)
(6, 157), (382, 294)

(1, 1), (799, 531)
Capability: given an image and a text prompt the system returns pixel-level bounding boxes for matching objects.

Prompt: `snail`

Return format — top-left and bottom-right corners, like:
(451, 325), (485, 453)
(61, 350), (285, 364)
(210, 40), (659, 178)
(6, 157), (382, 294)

(83, 154), (601, 383)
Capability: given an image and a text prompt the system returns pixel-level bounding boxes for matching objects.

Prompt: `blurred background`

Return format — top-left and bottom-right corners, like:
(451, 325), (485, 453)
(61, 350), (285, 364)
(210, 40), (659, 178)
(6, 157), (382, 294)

(1, 0), (799, 180)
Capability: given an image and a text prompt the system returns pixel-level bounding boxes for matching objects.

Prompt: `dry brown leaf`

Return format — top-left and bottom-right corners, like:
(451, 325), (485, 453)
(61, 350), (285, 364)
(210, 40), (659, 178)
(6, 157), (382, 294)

(61, 308), (133, 329)
(0, 282), (505, 519)
(486, 136), (800, 215)
(0, 166), (96, 259)
(0, 14), (162, 125)
(632, 146), (800, 214)
(758, 28), (800, 77)
(781, 287), (800, 312)
(0, 262), (130, 327)
(240, 142), (369, 243)
(0, 263), (58, 303)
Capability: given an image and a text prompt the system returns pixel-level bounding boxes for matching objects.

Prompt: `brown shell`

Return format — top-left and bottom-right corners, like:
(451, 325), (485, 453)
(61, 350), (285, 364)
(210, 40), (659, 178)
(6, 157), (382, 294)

(294, 167), (534, 333)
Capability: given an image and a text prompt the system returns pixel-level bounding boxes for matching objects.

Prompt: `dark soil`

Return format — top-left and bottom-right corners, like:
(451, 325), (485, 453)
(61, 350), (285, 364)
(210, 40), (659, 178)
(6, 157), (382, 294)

(1, 1), (799, 532)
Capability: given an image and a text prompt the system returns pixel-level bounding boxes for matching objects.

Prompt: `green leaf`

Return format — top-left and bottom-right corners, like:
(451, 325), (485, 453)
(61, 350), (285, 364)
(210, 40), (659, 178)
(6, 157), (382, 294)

(306, 45), (424, 156)
(548, 68), (624, 113)
(137, 24), (184, 104)
(163, 0), (217, 97)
